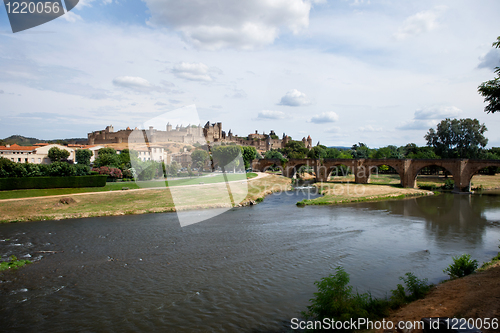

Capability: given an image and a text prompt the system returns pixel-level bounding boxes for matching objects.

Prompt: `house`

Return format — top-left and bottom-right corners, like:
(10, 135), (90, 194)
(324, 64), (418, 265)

(0, 144), (75, 164)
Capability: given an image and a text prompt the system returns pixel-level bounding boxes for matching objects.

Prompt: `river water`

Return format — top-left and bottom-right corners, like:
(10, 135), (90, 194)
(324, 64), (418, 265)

(1, 190), (500, 332)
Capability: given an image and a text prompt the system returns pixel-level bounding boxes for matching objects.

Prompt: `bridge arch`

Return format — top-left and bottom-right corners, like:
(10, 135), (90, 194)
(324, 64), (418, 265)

(284, 159), (316, 178)
(356, 159), (405, 186)
(408, 160), (457, 189)
(462, 160), (500, 191)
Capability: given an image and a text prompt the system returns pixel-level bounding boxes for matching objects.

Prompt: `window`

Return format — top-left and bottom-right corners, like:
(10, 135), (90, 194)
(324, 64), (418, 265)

(38, 158), (41, 163)
(31, 158), (35, 163)
(18, 158), (21, 162)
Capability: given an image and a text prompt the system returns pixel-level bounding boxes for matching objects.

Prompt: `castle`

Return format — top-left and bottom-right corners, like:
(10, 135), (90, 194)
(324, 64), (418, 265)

(87, 122), (312, 152)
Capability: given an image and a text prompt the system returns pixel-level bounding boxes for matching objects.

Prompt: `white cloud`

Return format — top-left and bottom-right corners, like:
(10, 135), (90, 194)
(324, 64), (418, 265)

(397, 105), (463, 130)
(358, 125), (383, 132)
(310, 112), (339, 123)
(394, 7), (445, 40)
(225, 89), (247, 99)
(112, 76), (167, 93)
(478, 48), (500, 70)
(62, 12), (83, 22)
(414, 105), (462, 120)
(113, 76), (151, 89)
(278, 89), (311, 106)
(143, 0), (316, 50)
(325, 126), (341, 133)
(257, 110), (286, 120)
(171, 62), (220, 82)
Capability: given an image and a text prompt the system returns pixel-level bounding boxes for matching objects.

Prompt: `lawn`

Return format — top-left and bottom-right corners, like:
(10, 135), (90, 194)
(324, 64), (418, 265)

(0, 174), (289, 223)
(0, 173), (257, 200)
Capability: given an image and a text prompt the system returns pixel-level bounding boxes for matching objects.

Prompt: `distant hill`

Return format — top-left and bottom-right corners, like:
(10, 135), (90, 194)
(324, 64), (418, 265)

(1, 135), (87, 146)
(328, 146), (351, 150)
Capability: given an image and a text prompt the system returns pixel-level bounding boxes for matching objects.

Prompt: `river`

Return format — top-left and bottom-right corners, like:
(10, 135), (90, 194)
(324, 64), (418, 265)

(1, 190), (500, 332)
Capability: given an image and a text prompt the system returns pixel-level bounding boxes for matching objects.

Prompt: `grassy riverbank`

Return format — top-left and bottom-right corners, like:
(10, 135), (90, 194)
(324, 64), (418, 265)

(374, 257), (500, 333)
(0, 173), (291, 223)
(0, 173), (258, 200)
(297, 182), (432, 206)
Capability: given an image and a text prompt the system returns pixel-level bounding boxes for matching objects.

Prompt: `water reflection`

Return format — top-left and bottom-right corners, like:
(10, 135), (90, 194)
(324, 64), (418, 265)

(353, 193), (499, 248)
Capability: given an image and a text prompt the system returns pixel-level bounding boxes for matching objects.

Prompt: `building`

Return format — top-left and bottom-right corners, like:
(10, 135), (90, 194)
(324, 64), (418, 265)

(88, 123), (208, 145)
(132, 146), (167, 162)
(0, 144), (76, 164)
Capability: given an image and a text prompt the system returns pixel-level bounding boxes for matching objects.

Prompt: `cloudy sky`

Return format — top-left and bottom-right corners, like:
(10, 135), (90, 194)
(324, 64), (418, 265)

(0, 0), (499, 148)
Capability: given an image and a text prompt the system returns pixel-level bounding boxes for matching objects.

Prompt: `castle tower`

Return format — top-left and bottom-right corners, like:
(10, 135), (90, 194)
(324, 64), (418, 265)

(307, 135), (313, 149)
(166, 122), (172, 131)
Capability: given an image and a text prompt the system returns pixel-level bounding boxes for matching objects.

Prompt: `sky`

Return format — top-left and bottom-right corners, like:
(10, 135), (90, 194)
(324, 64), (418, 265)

(0, 0), (499, 148)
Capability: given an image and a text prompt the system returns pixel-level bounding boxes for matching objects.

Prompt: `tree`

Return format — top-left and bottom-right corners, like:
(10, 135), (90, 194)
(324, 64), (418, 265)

(48, 147), (70, 162)
(94, 148), (120, 168)
(240, 146), (257, 169)
(264, 150), (284, 160)
(211, 145), (241, 171)
(425, 118), (488, 158)
(478, 36), (500, 113)
(307, 146), (326, 159)
(97, 147), (117, 156)
(191, 149), (209, 170)
(281, 141), (309, 159)
(75, 149), (92, 165)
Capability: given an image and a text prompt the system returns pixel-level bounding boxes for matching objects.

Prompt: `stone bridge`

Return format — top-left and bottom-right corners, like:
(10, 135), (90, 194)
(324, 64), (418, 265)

(251, 158), (500, 192)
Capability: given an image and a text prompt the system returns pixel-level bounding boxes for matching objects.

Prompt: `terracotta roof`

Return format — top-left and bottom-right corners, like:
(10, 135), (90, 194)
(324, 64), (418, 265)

(67, 144), (97, 149)
(0, 144), (37, 151)
(34, 143), (49, 146)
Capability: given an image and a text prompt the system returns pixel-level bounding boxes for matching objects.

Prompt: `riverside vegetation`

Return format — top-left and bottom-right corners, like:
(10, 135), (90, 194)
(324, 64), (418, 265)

(303, 244), (500, 332)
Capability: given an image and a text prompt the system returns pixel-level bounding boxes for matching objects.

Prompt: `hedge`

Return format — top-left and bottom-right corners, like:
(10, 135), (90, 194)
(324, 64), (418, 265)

(0, 175), (108, 191)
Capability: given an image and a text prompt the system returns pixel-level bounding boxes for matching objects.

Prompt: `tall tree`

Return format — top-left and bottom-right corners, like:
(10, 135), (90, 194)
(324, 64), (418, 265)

(191, 149), (209, 170)
(75, 149), (92, 165)
(478, 36), (500, 113)
(48, 147), (70, 162)
(425, 118), (488, 158)
(240, 146), (257, 169)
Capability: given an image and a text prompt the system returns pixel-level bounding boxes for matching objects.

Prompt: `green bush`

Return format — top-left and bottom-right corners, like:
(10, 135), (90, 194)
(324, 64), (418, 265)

(390, 272), (431, 307)
(441, 179), (455, 190)
(0, 175), (107, 190)
(443, 254), (478, 279)
(303, 267), (389, 330)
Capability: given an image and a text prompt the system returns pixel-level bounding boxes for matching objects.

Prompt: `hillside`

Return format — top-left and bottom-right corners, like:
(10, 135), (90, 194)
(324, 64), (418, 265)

(1, 135), (87, 146)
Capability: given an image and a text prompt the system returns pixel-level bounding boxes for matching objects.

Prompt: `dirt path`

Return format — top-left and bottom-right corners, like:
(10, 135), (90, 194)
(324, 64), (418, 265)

(0, 172), (271, 203)
(377, 263), (500, 333)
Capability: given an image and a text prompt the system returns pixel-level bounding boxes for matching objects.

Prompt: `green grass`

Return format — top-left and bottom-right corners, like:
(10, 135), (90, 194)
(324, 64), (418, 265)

(0, 173), (252, 200)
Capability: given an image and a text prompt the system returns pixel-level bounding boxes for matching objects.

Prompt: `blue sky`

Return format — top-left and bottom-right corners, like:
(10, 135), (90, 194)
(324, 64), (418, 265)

(1, 0), (499, 148)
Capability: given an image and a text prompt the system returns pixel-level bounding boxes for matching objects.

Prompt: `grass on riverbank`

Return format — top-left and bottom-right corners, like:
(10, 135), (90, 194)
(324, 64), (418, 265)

(0, 173), (258, 200)
(297, 182), (432, 206)
(0, 174), (289, 223)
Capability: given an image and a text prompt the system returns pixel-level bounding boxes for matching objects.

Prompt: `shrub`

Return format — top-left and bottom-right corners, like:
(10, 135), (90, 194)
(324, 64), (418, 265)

(443, 254), (478, 279)
(0, 175), (107, 190)
(92, 166), (123, 180)
(303, 267), (389, 330)
(441, 179), (455, 190)
(390, 272), (431, 306)
(49, 161), (76, 177)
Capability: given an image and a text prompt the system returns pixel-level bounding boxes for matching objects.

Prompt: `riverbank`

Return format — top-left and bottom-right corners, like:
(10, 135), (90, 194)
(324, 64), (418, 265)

(375, 260), (500, 333)
(0, 173), (291, 223)
(297, 182), (433, 206)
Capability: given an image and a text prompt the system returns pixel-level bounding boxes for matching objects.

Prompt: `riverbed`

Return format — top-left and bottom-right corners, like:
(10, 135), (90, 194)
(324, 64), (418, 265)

(1, 190), (499, 332)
